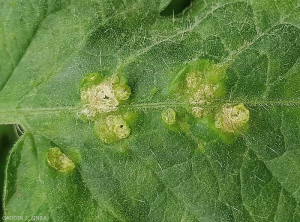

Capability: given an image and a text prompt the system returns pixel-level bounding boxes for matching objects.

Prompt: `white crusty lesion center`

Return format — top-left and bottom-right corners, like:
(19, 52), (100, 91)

(80, 76), (131, 119)
(189, 83), (218, 105)
(186, 72), (222, 118)
(80, 74), (133, 144)
(81, 79), (119, 117)
(215, 103), (250, 133)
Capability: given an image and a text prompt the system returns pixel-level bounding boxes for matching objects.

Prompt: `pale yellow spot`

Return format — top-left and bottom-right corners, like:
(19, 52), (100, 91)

(186, 72), (201, 89)
(47, 147), (75, 173)
(162, 108), (176, 125)
(198, 143), (205, 153)
(190, 84), (215, 105)
(215, 103), (250, 133)
(191, 106), (205, 118)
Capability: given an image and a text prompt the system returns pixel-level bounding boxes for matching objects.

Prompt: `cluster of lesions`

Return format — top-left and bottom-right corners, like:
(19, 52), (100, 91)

(46, 74), (133, 172)
(80, 73), (133, 144)
(164, 59), (250, 140)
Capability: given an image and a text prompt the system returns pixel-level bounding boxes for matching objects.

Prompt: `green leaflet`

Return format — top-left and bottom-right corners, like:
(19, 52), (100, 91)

(1, 0), (300, 221)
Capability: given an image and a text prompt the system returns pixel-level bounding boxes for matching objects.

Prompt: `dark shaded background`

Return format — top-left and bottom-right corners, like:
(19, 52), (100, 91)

(0, 125), (17, 220)
(161, 0), (192, 16)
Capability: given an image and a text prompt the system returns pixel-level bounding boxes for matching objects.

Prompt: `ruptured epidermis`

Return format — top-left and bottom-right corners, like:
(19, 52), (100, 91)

(169, 59), (250, 139)
(81, 75), (131, 119)
(183, 60), (226, 118)
(80, 73), (133, 144)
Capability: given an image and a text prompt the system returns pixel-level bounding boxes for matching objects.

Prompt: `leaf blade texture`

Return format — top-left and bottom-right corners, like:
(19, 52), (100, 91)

(1, 0), (300, 221)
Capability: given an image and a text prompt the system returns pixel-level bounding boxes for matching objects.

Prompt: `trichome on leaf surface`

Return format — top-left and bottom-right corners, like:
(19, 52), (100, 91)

(0, 0), (300, 221)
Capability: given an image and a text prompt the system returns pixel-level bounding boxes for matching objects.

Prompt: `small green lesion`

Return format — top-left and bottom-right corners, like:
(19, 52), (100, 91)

(94, 114), (131, 144)
(80, 73), (104, 90)
(113, 84), (131, 101)
(150, 87), (159, 96)
(161, 108), (193, 133)
(162, 108), (176, 125)
(47, 147), (75, 173)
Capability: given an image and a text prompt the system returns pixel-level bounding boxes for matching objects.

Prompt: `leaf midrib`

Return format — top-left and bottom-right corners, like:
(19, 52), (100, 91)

(0, 99), (299, 117)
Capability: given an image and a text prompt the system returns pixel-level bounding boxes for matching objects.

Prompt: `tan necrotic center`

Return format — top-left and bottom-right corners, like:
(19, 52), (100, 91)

(81, 80), (119, 118)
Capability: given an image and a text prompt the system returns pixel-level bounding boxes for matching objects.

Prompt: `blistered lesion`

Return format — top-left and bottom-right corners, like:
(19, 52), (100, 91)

(80, 74), (131, 119)
(162, 108), (176, 125)
(186, 72), (201, 89)
(215, 103), (250, 133)
(191, 106), (205, 118)
(178, 59), (227, 118)
(189, 84), (213, 104)
(47, 147), (75, 173)
(80, 73), (133, 144)
(94, 115), (131, 144)
(168, 59), (250, 142)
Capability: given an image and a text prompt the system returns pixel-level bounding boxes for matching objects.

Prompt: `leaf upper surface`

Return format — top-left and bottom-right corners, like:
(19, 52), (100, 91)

(1, 0), (300, 221)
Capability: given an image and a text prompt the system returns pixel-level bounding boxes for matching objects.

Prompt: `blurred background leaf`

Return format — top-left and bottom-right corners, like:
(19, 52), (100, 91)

(160, 0), (192, 16)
